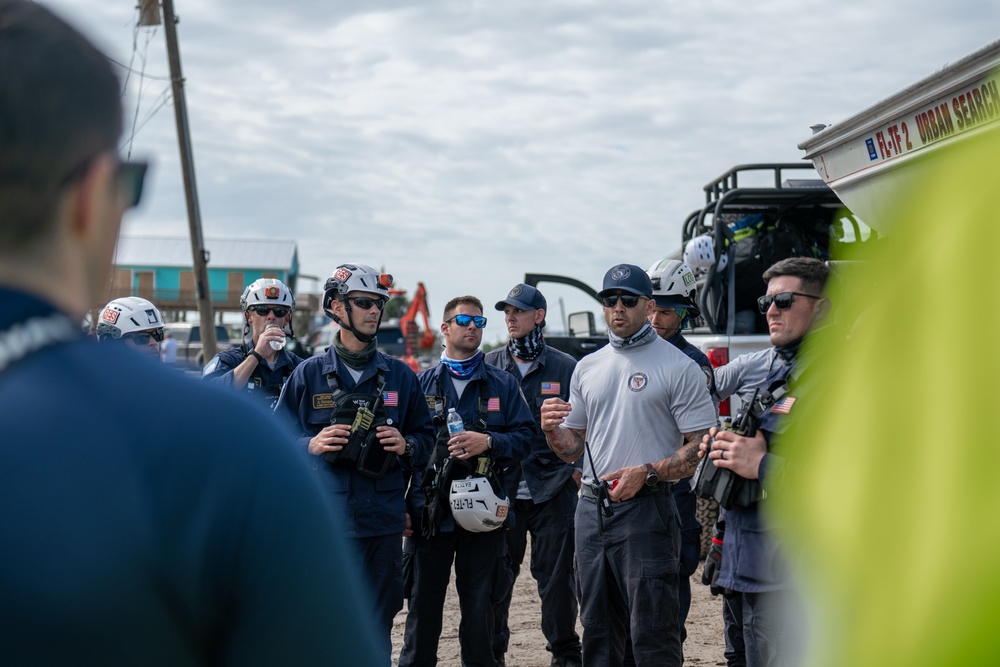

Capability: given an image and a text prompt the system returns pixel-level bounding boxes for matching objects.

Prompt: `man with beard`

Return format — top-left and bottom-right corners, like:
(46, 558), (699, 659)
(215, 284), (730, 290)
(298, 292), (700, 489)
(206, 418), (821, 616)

(486, 284), (582, 667)
(541, 264), (716, 667)
(399, 295), (533, 667)
(95, 296), (165, 361)
(276, 262), (434, 665)
(701, 257), (831, 667)
(203, 278), (303, 409)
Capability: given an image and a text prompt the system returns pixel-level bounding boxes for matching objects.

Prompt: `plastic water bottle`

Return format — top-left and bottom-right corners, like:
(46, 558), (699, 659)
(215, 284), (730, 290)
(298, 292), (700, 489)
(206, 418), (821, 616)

(265, 323), (286, 351)
(446, 408), (465, 436)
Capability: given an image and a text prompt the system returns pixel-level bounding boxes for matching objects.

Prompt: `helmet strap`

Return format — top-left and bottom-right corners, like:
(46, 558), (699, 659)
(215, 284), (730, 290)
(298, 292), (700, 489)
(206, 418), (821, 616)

(338, 297), (382, 345)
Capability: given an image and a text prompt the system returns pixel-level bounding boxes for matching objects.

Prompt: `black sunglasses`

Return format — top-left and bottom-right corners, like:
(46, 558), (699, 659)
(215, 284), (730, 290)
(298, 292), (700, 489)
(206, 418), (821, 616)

(757, 291), (821, 314)
(122, 328), (164, 345)
(119, 161), (148, 209)
(447, 314), (487, 328)
(347, 296), (387, 311)
(59, 155), (147, 209)
(250, 305), (291, 318)
(600, 294), (644, 309)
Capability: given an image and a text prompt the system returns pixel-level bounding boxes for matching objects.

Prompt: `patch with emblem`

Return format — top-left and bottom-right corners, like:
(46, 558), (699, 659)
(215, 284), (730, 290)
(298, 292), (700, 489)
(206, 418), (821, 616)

(540, 381), (560, 395)
(701, 366), (714, 388)
(627, 372), (648, 392)
(496, 505), (509, 518)
(508, 286), (522, 298)
(383, 391), (399, 406)
(487, 397), (500, 411)
(100, 308), (119, 324)
(611, 265), (632, 281)
(771, 395), (796, 414)
(628, 373), (649, 391)
(334, 267), (352, 283)
(313, 393), (335, 409)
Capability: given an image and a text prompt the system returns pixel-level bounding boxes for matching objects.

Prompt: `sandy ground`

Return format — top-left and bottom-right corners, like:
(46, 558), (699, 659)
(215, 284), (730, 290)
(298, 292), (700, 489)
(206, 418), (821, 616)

(391, 552), (726, 667)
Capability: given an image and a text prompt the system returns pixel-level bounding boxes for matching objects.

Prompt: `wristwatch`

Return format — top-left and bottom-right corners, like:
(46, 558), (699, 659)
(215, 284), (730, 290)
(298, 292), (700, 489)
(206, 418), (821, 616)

(403, 437), (416, 459)
(485, 433), (494, 450)
(644, 463), (659, 487)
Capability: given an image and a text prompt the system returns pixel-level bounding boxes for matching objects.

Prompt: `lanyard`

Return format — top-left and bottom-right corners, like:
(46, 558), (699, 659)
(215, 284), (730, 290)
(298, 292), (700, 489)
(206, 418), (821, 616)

(0, 313), (79, 375)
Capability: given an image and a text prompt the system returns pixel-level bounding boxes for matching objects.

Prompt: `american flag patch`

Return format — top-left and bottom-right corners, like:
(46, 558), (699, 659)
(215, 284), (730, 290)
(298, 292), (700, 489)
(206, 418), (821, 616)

(771, 396), (796, 414)
(487, 397), (500, 411)
(383, 391), (398, 406)
(540, 382), (560, 395)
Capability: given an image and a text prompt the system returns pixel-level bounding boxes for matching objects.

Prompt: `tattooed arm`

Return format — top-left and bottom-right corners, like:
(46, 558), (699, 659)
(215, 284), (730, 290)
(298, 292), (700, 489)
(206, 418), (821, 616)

(540, 397), (586, 464)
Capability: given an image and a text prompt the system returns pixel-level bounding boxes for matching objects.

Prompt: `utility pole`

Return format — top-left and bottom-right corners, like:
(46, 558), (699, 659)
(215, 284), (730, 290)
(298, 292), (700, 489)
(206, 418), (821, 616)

(142, 0), (217, 360)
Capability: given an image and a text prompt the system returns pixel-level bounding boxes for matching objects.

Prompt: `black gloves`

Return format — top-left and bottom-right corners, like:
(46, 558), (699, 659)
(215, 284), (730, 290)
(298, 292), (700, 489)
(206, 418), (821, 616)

(701, 520), (725, 596)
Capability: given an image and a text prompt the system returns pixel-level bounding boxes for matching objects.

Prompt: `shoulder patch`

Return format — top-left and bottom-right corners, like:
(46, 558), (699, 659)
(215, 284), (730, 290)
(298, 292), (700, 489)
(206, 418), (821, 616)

(701, 366), (714, 388)
(487, 397), (500, 411)
(771, 395), (796, 415)
(313, 393), (335, 409)
(201, 357), (220, 376)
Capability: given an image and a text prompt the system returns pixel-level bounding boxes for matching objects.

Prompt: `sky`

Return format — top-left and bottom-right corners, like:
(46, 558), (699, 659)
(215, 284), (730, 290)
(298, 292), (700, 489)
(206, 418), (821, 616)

(43, 0), (1000, 342)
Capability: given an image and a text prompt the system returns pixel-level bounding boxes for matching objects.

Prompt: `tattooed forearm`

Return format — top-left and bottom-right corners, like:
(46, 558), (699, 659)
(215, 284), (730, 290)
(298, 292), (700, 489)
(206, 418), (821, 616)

(545, 427), (586, 463)
(664, 428), (711, 480)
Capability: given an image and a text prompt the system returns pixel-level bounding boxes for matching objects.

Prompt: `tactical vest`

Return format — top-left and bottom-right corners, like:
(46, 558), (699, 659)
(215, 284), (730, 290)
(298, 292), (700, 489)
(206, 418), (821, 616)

(321, 369), (396, 479)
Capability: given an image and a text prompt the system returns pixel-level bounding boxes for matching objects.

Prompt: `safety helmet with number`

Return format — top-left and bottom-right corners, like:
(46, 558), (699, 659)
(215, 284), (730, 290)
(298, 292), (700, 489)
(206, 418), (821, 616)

(647, 258), (700, 318)
(322, 263), (393, 343)
(683, 234), (728, 274)
(96, 296), (164, 342)
(240, 278), (295, 312)
(449, 475), (510, 533)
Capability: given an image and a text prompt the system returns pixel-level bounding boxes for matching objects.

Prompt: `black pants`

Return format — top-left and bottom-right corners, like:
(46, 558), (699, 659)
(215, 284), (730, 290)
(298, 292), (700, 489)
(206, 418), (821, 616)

(399, 527), (512, 667)
(354, 534), (404, 666)
(493, 481), (581, 663)
(576, 489), (681, 667)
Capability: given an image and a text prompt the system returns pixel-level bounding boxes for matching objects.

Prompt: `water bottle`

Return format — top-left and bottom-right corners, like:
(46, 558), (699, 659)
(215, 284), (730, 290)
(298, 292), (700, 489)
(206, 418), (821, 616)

(265, 323), (286, 351)
(446, 408), (465, 436)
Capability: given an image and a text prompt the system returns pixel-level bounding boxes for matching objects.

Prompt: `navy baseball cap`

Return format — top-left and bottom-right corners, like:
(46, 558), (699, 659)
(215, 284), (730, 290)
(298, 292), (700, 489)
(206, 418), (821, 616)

(597, 263), (653, 298)
(495, 283), (547, 311)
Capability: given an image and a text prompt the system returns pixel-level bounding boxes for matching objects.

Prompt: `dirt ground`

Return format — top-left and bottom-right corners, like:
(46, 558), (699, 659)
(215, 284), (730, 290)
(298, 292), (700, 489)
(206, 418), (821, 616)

(391, 552), (726, 666)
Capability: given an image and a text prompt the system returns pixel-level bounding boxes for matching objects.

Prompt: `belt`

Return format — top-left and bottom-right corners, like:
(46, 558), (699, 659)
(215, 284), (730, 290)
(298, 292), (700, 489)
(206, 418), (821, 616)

(580, 481), (673, 501)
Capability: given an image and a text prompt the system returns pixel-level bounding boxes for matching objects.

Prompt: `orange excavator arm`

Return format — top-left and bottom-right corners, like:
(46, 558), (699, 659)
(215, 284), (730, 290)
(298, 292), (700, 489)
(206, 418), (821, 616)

(398, 283), (436, 370)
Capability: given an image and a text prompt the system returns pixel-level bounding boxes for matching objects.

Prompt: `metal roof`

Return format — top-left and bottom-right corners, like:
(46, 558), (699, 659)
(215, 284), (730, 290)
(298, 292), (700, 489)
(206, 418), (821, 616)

(114, 236), (297, 270)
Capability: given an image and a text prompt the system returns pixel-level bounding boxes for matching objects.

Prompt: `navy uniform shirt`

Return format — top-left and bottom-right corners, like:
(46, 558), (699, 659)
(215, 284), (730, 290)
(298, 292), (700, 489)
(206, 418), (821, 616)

(484, 343), (578, 503)
(202, 344), (304, 410)
(0, 288), (382, 665)
(275, 346), (434, 539)
(406, 361), (534, 535)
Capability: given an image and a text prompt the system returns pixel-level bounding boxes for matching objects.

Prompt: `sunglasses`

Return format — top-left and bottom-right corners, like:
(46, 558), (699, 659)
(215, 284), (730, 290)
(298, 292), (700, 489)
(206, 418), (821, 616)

(122, 328), (164, 345)
(59, 155), (147, 209)
(600, 294), (645, 309)
(250, 305), (291, 318)
(447, 314), (488, 328)
(346, 296), (387, 311)
(757, 291), (821, 314)
(119, 161), (148, 209)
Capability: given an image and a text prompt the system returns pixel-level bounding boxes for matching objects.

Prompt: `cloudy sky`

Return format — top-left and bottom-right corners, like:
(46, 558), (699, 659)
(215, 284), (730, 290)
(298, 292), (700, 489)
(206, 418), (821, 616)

(45, 0), (999, 341)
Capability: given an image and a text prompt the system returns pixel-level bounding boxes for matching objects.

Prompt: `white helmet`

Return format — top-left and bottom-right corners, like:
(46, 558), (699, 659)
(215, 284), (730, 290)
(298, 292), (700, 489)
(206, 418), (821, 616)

(322, 263), (393, 343)
(450, 476), (510, 533)
(241, 278), (295, 311)
(647, 259), (700, 318)
(683, 235), (728, 274)
(96, 296), (163, 342)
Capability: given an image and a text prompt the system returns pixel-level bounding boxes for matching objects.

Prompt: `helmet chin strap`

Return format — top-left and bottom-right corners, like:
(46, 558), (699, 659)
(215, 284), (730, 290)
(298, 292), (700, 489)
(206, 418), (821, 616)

(336, 298), (382, 344)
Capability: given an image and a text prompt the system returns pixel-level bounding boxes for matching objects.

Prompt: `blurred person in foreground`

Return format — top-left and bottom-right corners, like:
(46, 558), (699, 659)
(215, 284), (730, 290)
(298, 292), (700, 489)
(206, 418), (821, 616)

(770, 125), (1000, 666)
(0, 2), (381, 663)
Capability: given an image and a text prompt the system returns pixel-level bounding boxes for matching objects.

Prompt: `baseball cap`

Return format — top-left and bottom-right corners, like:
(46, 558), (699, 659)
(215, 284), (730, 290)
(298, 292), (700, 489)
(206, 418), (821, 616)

(597, 263), (653, 298)
(495, 283), (547, 312)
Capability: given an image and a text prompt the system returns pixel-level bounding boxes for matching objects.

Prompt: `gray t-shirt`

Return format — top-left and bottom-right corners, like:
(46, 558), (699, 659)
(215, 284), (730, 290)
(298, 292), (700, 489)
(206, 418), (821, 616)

(713, 347), (779, 404)
(563, 336), (717, 485)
